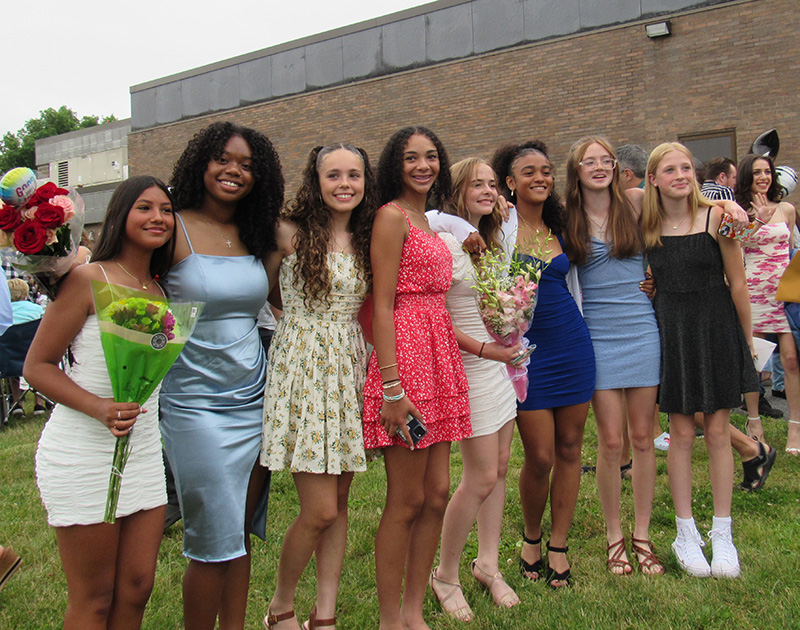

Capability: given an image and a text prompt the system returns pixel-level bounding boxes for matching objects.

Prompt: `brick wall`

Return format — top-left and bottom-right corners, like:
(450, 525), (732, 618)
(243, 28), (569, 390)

(129, 0), (799, 198)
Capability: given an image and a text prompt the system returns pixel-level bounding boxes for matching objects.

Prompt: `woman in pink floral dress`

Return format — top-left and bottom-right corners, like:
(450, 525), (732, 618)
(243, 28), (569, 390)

(736, 153), (800, 453)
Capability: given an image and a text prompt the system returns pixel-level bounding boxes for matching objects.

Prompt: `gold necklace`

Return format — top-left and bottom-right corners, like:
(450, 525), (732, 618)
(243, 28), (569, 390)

(670, 214), (689, 232)
(518, 212), (546, 234)
(117, 262), (151, 290)
(200, 214), (233, 248)
(331, 233), (349, 253)
(395, 198), (428, 221)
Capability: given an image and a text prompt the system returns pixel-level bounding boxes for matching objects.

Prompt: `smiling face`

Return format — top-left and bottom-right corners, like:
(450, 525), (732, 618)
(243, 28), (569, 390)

(125, 186), (175, 250)
(578, 142), (615, 192)
(463, 162), (498, 224)
(401, 133), (440, 196)
(318, 148), (365, 214)
(750, 158), (772, 196)
(649, 150), (694, 200)
(203, 135), (255, 205)
(508, 151), (554, 206)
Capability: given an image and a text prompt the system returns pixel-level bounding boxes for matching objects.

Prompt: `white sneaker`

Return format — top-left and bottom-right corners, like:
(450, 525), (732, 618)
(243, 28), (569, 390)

(709, 527), (740, 578)
(654, 432), (670, 451)
(672, 527), (711, 577)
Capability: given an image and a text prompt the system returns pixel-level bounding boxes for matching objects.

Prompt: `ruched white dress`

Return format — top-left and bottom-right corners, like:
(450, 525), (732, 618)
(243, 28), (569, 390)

(35, 316), (166, 526)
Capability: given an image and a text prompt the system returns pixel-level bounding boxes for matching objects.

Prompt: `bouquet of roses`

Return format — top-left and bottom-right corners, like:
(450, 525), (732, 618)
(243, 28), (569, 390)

(472, 236), (550, 402)
(0, 171), (85, 298)
(92, 280), (203, 523)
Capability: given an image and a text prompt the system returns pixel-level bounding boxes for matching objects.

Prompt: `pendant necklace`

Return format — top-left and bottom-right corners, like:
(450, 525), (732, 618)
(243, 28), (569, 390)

(117, 262), (151, 290)
(671, 214), (689, 232)
(587, 213), (609, 237)
(200, 214), (233, 248)
(518, 212), (545, 235)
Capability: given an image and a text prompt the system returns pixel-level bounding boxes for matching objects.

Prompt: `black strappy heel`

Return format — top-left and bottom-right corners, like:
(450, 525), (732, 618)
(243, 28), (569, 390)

(519, 534), (543, 581)
(546, 542), (572, 588)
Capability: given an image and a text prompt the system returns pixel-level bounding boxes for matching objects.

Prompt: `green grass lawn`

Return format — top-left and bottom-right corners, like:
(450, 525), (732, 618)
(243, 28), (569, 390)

(1, 407), (799, 629)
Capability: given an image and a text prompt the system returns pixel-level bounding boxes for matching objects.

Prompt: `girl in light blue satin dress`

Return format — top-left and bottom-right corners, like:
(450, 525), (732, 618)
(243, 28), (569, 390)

(160, 121), (284, 629)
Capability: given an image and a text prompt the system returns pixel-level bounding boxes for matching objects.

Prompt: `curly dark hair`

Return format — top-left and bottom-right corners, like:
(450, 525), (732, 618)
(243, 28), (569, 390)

(285, 144), (378, 308)
(92, 175), (176, 280)
(735, 153), (783, 214)
(491, 140), (565, 234)
(376, 126), (452, 209)
(169, 121), (284, 258)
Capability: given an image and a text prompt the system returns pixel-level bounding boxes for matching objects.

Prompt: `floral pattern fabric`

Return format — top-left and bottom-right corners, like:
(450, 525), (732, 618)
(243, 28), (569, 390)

(743, 220), (791, 333)
(261, 253), (368, 474)
(362, 204), (471, 449)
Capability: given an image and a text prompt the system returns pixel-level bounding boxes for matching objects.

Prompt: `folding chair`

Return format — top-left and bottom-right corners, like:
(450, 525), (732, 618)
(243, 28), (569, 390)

(0, 319), (42, 426)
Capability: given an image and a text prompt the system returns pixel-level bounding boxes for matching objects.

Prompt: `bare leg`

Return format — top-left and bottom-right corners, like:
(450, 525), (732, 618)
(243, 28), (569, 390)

(703, 410), (734, 518)
(375, 446), (430, 630)
(108, 506), (165, 629)
(779, 332), (800, 452)
(268, 472), (344, 629)
(592, 389), (629, 573)
(401, 442), (451, 630)
(667, 412), (695, 519)
(548, 402), (590, 583)
(516, 409), (554, 578)
(312, 473), (354, 625)
(653, 407), (663, 440)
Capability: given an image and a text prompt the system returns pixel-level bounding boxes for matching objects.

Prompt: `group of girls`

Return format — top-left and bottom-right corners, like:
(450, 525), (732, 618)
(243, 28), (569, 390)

(25, 117), (782, 630)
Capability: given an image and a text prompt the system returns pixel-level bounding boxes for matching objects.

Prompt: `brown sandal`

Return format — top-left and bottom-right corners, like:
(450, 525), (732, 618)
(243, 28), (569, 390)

(607, 538), (633, 575)
(631, 537), (664, 575)
(303, 605), (336, 629)
(471, 559), (520, 608)
(264, 608), (295, 629)
(429, 567), (473, 622)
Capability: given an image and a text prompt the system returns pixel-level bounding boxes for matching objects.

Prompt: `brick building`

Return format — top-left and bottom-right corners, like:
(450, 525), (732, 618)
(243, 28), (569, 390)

(128, 0), (798, 194)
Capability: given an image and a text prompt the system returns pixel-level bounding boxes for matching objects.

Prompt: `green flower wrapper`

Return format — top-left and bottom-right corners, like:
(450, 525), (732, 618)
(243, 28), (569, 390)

(91, 280), (204, 523)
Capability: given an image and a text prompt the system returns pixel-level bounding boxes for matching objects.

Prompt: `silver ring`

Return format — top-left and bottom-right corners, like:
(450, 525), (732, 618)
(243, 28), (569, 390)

(113, 420), (119, 428)
(117, 410), (121, 420)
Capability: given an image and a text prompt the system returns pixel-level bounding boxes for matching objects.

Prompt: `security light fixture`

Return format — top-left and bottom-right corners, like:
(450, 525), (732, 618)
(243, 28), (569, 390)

(645, 21), (672, 38)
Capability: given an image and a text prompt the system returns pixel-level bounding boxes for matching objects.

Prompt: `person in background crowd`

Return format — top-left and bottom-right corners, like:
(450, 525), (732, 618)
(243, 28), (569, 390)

(701, 157), (737, 201)
(6, 278), (48, 417)
(616, 145), (648, 190)
(736, 153), (800, 455)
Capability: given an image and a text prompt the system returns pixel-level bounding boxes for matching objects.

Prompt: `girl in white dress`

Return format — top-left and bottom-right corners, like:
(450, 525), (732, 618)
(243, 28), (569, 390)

(27, 175), (175, 629)
(261, 144), (377, 630)
(430, 158), (522, 621)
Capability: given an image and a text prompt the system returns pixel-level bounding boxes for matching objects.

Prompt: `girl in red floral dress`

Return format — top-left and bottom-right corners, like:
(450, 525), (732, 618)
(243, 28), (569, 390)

(363, 126), (470, 630)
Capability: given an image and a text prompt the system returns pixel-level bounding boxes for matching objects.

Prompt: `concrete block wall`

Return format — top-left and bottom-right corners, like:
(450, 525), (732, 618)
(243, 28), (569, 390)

(128, 0), (799, 201)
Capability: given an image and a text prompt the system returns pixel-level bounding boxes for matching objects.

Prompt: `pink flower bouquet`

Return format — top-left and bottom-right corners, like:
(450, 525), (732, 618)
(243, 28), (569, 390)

(472, 248), (546, 402)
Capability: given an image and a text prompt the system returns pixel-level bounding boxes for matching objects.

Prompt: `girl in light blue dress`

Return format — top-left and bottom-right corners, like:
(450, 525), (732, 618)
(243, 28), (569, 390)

(562, 136), (662, 576)
(160, 121), (284, 629)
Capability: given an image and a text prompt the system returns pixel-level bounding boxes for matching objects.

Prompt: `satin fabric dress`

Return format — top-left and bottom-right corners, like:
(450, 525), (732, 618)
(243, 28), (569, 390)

(159, 214), (270, 562)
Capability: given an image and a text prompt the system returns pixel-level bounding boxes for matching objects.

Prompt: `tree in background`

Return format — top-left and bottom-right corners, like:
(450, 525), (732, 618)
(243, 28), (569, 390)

(0, 106), (117, 172)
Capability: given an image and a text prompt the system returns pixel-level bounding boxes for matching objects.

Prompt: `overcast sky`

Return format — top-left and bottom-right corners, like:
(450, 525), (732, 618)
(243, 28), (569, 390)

(1, 0), (430, 137)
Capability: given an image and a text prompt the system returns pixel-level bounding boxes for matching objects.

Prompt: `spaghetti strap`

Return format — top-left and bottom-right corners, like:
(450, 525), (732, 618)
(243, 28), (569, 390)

(175, 213), (196, 254)
(96, 263), (166, 299)
(704, 206), (713, 232)
(385, 202), (412, 227)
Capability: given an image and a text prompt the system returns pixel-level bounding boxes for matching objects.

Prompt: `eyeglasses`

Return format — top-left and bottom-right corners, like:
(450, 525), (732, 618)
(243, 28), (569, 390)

(579, 158), (617, 170)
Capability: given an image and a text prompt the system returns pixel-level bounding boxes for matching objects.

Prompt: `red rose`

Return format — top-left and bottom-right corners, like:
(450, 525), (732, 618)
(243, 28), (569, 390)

(26, 182), (68, 208)
(13, 220), (48, 254)
(0, 203), (23, 232)
(33, 201), (66, 228)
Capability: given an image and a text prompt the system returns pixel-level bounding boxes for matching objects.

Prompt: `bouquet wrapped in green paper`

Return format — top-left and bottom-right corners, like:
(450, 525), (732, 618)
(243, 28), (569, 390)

(91, 280), (203, 523)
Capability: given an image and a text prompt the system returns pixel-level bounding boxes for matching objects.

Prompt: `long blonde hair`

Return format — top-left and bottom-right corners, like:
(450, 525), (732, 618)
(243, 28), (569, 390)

(642, 142), (712, 249)
(447, 158), (504, 251)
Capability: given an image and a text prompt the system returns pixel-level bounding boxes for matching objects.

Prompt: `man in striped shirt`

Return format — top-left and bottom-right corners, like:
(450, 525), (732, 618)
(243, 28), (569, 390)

(701, 157), (737, 200)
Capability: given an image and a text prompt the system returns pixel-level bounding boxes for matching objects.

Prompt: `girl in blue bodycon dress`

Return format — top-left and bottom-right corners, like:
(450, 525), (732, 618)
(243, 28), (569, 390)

(492, 141), (595, 588)
(161, 122), (283, 629)
(562, 136), (663, 577)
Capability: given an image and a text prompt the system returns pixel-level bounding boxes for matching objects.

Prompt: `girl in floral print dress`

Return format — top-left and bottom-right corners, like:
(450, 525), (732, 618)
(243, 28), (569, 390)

(735, 153), (800, 453)
(261, 144), (377, 630)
